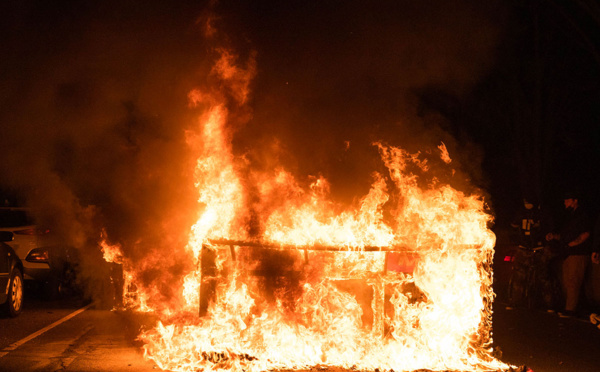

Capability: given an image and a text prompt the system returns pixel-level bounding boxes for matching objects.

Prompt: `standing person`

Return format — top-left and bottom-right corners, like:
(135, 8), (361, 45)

(510, 197), (544, 250)
(506, 197), (544, 309)
(545, 191), (592, 317)
(591, 214), (600, 265)
(588, 215), (600, 327)
(506, 196), (557, 310)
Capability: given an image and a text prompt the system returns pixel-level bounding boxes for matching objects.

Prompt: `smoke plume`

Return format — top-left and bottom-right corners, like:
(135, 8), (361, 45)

(0, 0), (506, 304)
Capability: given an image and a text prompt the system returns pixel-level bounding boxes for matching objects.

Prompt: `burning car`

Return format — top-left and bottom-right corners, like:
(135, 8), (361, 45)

(0, 231), (24, 317)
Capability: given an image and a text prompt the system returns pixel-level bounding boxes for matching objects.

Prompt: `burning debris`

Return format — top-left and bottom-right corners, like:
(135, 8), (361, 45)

(97, 44), (511, 370)
(0, 2), (517, 371)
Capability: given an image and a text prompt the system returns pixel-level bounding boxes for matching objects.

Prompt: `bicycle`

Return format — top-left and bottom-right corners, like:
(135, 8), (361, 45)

(506, 244), (553, 309)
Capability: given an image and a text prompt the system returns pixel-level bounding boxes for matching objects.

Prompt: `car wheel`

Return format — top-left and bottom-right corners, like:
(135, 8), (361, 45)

(3, 268), (24, 317)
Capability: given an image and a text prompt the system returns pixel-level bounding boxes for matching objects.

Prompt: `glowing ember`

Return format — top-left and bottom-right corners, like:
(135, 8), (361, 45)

(101, 46), (511, 372)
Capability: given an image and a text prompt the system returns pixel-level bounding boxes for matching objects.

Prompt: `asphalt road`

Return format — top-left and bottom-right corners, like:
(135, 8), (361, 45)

(492, 302), (600, 372)
(2, 291), (600, 372)
(0, 294), (157, 372)
(491, 229), (600, 371)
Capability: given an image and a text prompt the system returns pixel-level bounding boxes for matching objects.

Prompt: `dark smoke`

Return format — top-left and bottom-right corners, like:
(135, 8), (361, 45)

(0, 0), (210, 304)
(0, 1), (506, 304)
(224, 0), (507, 201)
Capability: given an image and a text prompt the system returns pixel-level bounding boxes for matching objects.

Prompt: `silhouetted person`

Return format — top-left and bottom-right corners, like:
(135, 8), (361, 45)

(591, 214), (600, 265)
(588, 214), (600, 326)
(506, 197), (557, 310)
(545, 191), (592, 317)
(510, 197), (543, 249)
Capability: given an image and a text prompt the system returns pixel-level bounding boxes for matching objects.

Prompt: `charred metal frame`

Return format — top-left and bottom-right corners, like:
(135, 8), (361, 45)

(199, 239), (426, 337)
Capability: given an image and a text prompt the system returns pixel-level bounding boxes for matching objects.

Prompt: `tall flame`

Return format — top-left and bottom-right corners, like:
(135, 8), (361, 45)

(102, 47), (510, 372)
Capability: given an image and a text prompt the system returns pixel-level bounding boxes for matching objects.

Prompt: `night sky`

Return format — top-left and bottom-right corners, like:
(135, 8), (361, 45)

(2, 0), (600, 258)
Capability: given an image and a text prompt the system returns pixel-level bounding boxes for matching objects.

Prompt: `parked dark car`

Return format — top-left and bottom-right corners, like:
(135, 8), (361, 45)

(0, 207), (78, 299)
(1, 231), (24, 317)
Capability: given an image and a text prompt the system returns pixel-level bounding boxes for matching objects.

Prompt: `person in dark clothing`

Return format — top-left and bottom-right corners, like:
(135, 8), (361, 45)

(510, 198), (544, 250)
(545, 192), (592, 317)
(506, 197), (559, 310)
(591, 214), (600, 265)
(588, 215), (600, 327)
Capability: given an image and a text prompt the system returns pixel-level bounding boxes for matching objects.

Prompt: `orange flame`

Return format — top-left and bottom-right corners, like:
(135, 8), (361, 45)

(100, 232), (152, 312)
(136, 102), (508, 371)
(102, 46), (510, 371)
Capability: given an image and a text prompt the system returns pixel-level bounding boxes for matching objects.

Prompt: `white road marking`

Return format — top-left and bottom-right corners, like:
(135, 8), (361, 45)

(0, 303), (93, 358)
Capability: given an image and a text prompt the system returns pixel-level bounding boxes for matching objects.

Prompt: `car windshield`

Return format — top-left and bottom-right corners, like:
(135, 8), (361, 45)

(0, 209), (34, 228)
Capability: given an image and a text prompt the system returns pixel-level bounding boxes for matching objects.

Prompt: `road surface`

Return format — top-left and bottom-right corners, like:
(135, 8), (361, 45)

(2, 295), (600, 371)
(0, 298), (157, 371)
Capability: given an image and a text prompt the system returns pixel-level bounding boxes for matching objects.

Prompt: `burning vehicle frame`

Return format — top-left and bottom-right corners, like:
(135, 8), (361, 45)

(182, 238), (531, 372)
(133, 132), (507, 371)
(199, 238), (485, 343)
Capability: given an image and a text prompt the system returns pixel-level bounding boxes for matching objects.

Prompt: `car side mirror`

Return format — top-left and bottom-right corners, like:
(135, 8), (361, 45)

(0, 231), (14, 242)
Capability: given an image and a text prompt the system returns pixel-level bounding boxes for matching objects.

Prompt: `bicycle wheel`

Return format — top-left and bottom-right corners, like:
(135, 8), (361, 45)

(526, 269), (537, 309)
(507, 272), (525, 307)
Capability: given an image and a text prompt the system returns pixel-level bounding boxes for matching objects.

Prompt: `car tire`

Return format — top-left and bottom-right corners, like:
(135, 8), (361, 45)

(3, 268), (24, 317)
